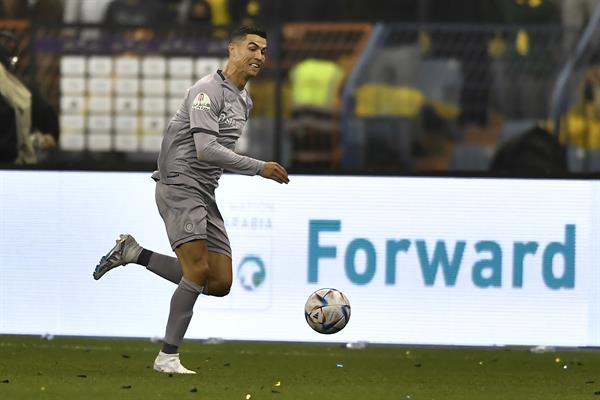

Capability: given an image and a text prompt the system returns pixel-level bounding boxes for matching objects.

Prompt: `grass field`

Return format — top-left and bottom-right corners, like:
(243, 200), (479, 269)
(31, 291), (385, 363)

(1, 335), (599, 400)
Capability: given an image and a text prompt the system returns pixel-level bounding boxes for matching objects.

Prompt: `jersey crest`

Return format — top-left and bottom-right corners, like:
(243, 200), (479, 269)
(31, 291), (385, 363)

(192, 92), (211, 111)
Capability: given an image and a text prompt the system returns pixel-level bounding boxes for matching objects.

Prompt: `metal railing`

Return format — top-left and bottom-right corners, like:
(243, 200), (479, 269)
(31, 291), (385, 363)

(549, 3), (600, 172)
(340, 23), (570, 172)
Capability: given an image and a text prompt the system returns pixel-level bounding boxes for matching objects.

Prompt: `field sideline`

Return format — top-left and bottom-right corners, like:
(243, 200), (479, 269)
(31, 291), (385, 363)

(0, 335), (599, 399)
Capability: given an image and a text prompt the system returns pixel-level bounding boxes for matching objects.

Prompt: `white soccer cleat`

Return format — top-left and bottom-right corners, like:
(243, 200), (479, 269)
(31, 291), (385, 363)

(93, 234), (142, 280)
(153, 351), (196, 374)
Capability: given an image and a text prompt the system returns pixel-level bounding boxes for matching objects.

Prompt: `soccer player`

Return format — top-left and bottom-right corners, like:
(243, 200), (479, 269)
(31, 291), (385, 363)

(92, 26), (289, 374)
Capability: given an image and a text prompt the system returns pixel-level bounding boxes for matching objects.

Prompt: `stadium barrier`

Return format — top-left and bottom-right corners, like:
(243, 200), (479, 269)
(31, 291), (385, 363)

(1, 170), (599, 346)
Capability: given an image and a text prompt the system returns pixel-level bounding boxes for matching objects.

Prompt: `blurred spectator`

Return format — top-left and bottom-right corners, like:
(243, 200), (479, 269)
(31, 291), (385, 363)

(206, 0), (230, 26)
(429, 0), (505, 127)
(561, 0), (600, 30)
(560, 0), (600, 51)
(289, 59), (344, 110)
(30, 0), (64, 23)
(493, 1), (560, 119)
(489, 126), (567, 176)
(0, 31), (59, 164)
(161, 0), (182, 16)
(352, 0), (418, 22)
(287, 58), (345, 169)
(103, 0), (171, 26)
(181, 0), (212, 24)
(500, 0), (560, 24)
(64, 0), (113, 24)
(63, 0), (113, 45)
(228, 0), (262, 26)
(103, 0), (175, 43)
(0, 0), (29, 18)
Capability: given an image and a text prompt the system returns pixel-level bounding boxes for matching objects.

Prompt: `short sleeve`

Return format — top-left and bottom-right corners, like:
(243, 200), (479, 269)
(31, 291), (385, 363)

(187, 81), (222, 136)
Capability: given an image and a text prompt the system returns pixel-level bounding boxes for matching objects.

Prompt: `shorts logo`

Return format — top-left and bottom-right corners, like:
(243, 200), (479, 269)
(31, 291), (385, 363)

(184, 222), (194, 233)
(192, 92), (211, 111)
(237, 255), (266, 291)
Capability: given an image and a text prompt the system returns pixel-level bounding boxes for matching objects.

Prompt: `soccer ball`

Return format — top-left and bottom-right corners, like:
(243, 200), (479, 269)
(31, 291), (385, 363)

(304, 288), (351, 334)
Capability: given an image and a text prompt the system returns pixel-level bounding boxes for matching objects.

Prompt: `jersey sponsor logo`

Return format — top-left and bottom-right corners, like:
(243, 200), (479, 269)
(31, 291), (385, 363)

(192, 92), (211, 111)
(218, 113), (234, 126)
(219, 112), (245, 129)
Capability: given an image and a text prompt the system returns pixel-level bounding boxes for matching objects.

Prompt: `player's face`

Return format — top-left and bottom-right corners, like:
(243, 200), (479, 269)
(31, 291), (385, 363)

(230, 34), (267, 78)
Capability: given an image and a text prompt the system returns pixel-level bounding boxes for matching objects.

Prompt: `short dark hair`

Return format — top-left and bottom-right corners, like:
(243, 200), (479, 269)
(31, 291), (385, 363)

(229, 26), (267, 43)
(489, 126), (567, 176)
(0, 31), (19, 71)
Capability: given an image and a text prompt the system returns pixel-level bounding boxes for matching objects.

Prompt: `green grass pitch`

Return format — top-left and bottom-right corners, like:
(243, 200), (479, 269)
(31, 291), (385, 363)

(1, 335), (599, 399)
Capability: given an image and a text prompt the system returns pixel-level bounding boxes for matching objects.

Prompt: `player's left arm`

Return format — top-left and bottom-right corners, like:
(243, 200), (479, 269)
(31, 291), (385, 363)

(260, 161), (289, 184)
(188, 83), (266, 176)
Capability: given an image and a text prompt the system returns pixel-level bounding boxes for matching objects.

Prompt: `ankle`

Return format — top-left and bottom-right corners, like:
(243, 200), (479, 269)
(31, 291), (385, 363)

(137, 248), (153, 266)
(161, 342), (178, 354)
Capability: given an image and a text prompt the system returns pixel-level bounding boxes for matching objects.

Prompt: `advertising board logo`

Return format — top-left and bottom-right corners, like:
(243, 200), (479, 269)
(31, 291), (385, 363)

(238, 255), (266, 291)
(308, 220), (576, 290)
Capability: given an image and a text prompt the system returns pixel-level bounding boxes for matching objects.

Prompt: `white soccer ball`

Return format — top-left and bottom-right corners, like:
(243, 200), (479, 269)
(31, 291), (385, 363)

(304, 288), (351, 334)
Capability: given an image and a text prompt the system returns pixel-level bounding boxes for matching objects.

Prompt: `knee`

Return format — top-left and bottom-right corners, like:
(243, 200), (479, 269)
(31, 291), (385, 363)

(208, 278), (232, 297)
(210, 287), (230, 297)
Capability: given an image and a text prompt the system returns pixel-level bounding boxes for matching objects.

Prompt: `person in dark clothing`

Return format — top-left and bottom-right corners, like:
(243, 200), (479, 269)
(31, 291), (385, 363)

(428, 0), (505, 127)
(185, 0), (212, 25)
(103, 0), (171, 26)
(0, 31), (59, 163)
(489, 126), (568, 176)
(0, 0), (29, 19)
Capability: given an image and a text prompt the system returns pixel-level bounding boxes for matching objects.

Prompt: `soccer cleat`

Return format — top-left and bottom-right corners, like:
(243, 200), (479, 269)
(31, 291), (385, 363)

(93, 234), (142, 280)
(153, 351), (196, 374)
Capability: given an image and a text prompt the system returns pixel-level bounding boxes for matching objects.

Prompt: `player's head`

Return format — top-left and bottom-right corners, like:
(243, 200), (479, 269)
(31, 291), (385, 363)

(227, 25), (267, 79)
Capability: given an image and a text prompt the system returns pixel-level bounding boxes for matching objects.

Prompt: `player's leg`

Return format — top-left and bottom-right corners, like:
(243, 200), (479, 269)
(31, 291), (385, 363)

(155, 197), (232, 372)
(144, 250), (232, 294)
(92, 234), (143, 280)
(153, 239), (209, 374)
(92, 235), (233, 292)
(205, 251), (232, 296)
(92, 234), (183, 283)
(152, 182), (210, 374)
(203, 198), (233, 296)
(158, 195), (231, 357)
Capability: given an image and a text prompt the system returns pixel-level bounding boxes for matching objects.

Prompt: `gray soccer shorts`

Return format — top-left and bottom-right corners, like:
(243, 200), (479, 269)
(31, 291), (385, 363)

(154, 182), (231, 257)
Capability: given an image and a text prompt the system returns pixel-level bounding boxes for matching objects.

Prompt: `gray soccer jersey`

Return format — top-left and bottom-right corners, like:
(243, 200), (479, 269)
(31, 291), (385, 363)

(152, 70), (264, 194)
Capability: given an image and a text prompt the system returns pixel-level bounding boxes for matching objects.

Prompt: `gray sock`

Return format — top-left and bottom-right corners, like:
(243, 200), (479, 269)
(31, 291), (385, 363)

(146, 253), (183, 284)
(163, 277), (203, 348)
